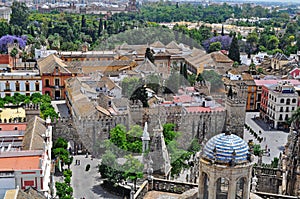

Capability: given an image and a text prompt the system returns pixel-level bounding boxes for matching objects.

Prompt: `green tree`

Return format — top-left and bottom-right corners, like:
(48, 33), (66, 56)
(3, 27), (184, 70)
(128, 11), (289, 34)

(209, 41), (221, 53)
(266, 35), (279, 50)
(98, 150), (123, 184)
(163, 123), (179, 145)
(0, 20), (9, 37)
(271, 157), (279, 168)
(122, 154), (144, 191)
(201, 70), (223, 93)
(121, 77), (141, 98)
(54, 138), (68, 150)
(187, 74), (197, 86)
(10, 2), (29, 28)
(110, 124), (128, 151)
(253, 144), (262, 156)
(228, 34), (240, 63)
(126, 125), (143, 153)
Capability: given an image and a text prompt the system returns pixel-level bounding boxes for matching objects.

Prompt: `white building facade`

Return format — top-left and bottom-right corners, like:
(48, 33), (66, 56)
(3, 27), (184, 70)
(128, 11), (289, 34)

(0, 7), (11, 22)
(266, 81), (298, 129)
(0, 71), (42, 98)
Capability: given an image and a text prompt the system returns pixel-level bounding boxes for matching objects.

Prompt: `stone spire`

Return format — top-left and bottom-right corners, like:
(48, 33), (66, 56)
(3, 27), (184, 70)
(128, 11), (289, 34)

(141, 122), (150, 153)
(149, 119), (171, 178)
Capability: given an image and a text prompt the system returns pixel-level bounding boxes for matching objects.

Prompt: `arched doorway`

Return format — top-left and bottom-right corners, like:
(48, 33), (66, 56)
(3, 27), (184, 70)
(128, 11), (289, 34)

(199, 172), (209, 199)
(216, 177), (229, 199)
(203, 172), (209, 199)
(236, 177), (245, 198)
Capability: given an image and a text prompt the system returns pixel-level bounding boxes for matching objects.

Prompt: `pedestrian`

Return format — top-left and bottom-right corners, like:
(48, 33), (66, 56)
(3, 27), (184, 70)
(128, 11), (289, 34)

(264, 137), (266, 142)
(78, 159), (80, 165)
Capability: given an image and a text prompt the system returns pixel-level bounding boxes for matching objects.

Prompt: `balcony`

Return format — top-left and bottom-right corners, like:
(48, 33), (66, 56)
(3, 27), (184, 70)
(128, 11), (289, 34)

(4, 89), (10, 92)
(49, 85), (64, 89)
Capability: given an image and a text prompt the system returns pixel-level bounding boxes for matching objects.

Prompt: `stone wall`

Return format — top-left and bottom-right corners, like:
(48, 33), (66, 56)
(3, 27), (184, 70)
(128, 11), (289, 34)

(255, 166), (282, 194)
(64, 103), (226, 156)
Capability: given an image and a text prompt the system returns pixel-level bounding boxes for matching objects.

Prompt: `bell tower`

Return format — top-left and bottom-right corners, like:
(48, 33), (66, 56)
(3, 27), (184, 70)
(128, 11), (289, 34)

(225, 82), (247, 138)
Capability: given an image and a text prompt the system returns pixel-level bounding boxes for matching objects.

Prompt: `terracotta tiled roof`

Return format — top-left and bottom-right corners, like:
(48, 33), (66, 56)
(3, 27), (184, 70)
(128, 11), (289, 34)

(71, 60), (137, 74)
(228, 68), (239, 75)
(135, 58), (157, 74)
(211, 51), (233, 63)
(37, 54), (71, 74)
(165, 41), (180, 49)
(17, 187), (46, 199)
(112, 98), (129, 108)
(173, 95), (193, 103)
(242, 73), (253, 80)
(151, 41), (165, 48)
(185, 106), (224, 113)
(22, 116), (46, 150)
(99, 76), (118, 90)
(65, 78), (97, 118)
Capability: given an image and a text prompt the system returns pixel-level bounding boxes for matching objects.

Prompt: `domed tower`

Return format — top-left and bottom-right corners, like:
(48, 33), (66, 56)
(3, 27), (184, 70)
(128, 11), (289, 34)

(198, 131), (254, 199)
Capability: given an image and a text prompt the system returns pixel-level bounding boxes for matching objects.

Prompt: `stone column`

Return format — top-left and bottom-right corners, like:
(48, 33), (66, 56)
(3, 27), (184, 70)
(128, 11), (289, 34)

(198, 172), (205, 199)
(207, 178), (216, 199)
(243, 177), (251, 199)
(228, 178), (237, 199)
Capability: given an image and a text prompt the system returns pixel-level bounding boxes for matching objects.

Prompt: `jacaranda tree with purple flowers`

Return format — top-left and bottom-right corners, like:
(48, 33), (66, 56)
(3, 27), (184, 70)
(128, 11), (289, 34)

(0, 35), (27, 53)
(202, 35), (232, 52)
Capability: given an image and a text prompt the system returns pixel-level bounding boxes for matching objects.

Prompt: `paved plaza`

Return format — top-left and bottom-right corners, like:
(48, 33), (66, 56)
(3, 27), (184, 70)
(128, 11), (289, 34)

(70, 155), (120, 199)
(244, 112), (289, 164)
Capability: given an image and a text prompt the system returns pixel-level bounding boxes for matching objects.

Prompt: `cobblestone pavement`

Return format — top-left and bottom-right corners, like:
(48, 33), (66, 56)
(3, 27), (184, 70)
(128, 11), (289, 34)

(244, 112), (289, 164)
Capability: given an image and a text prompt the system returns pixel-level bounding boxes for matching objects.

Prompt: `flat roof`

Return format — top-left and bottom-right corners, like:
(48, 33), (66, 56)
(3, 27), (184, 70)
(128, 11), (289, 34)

(0, 153), (41, 171)
(254, 79), (300, 86)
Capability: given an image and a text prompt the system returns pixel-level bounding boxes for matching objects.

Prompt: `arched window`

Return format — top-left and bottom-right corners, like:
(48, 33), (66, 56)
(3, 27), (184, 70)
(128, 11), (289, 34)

(280, 99), (284, 103)
(286, 98), (291, 105)
(236, 177), (245, 199)
(292, 99), (296, 103)
(216, 177), (229, 199)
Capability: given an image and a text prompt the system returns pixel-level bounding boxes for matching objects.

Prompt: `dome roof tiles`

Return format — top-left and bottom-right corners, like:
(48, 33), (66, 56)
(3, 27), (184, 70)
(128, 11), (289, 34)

(203, 133), (249, 164)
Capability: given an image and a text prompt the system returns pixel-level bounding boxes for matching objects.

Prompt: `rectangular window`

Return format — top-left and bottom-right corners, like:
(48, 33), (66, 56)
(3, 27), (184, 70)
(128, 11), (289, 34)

(5, 81), (10, 91)
(15, 81), (20, 91)
(55, 79), (60, 86)
(35, 82), (39, 91)
(45, 79), (50, 87)
(25, 83), (30, 91)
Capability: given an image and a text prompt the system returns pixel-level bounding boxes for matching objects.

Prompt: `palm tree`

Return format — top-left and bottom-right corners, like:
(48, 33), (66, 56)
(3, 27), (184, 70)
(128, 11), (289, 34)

(10, 47), (18, 70)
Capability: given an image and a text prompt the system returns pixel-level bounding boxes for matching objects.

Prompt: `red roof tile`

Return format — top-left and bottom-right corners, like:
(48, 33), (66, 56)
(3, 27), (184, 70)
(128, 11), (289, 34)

(0, 155), (41, 171)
